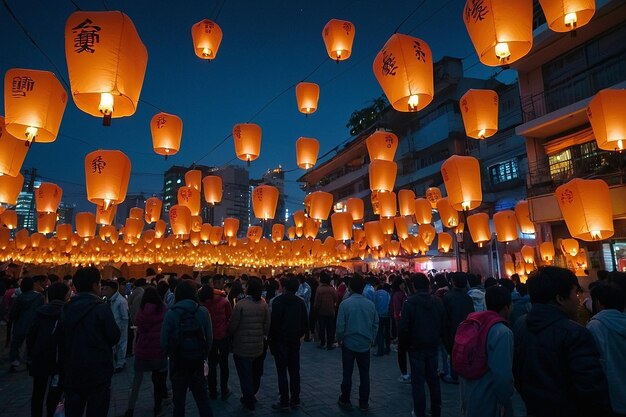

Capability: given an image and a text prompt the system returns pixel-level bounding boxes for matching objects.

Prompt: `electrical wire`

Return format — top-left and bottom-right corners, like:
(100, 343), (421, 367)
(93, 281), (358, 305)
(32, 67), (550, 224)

(394, 0), (427, 33)
(69, 0), (82, 10)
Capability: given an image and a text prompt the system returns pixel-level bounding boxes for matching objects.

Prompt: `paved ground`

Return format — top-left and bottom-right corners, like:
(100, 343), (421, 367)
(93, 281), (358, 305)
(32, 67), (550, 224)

(0, 328), (526, 417)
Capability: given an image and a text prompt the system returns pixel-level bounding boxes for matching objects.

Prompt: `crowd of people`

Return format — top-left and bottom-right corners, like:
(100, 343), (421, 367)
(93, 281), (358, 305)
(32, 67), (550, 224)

(0, 264), (625, 417)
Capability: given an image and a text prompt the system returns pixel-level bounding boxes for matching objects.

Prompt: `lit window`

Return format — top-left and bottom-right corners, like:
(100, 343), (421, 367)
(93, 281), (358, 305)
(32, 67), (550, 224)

(489, 159), (519, 185)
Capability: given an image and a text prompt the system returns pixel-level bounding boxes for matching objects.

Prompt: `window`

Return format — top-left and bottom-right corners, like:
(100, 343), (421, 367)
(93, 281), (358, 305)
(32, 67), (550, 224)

(490, 159), (519, 185)
(548, 149), (573, 180)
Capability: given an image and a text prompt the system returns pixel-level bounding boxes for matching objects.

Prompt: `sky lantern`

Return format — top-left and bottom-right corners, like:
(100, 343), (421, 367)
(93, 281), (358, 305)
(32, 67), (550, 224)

(514, 200), (535, 234)
(177, 186), (201, 216)
(295, 137), (319, 169)
(1, 210), (17, 229)
(169, 205), (191, 236)
(200, 223), (211, 242)
(185, 170), (202, 191)
(144, 197), (162, 223)
(460, 89), (499, 139)
(540, 241), (555, 263)
(252, 185), (279, 220)
(561, 238), (579, 256)
(441, 155), (482, 211)
(0, 227), (9, 249)
(463, 0), (533, 66)
(202, 175), (223, 205)
(538, 0), (595, 32)
(142, 228), (155, 244)
(223, 217), (239, 238)
(373, 34), (433, 112)
(369, 160), (397, 192)
(364, 221), (384, 248)
(210, 226), (223, 245)
(191, 216), (202, 233)
(65, 11), (148, 126)
(521, 245), (535, 264)
(0, 117), (28, 177)
(95, 204), (116, 225)
(380, 217), (395, 235)
(15, 229), (30, 250)
(35, 183), (62, 214)
(85, 150), (131, 209)
(233, 123), (261, 164)
(438, 232), (453, 253)
(366, 131), (398, 161)
(414, 198), (432, 225)
(56, 223), (72, 240)
(0, 173), (24, 206)
(467, 212), (491, 246)
(494, 210), (519, 242)
(419, 223), (436, 246)
(555, 178), (614, 241)
(309, 191), (333, 221)
(346, 198), (364, 223)
(388, 240), (401, 257)
(154, 219), (167, 238)
(304, 217), (320, 239)
(436, 197), (459, 228)
(377, 191), (397, 218)
(76, 212), (96, 239)
(272, 224), (285, 242)
(125, 217), (143, 239)
(151, 113), (183, 157)
(295, 82), (320, 115)
(129, 207), (144, 221)
(37, 212), (56, 234)
(293, 210), (306, 228)
(426, 187), (442, 209)
(191, 19), (223, 60)
(394, 216), (409, 239)
(322, 19), (355, 62)
(4, 69), (67, 145)
(398, 189), (415, 217)
(587, 89), (626, 151)
(287, 226), (296, 240)
(331, 212), (353, 241)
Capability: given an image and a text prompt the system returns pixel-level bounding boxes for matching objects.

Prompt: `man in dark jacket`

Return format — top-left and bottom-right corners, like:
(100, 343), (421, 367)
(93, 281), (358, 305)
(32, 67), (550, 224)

(63, 267), (121, 417)
(513, 266), (612, 417)
(268, 276), (309, 411)
(442, 272), (474, 384)
(399, 273), (446, 417)
(9, 277), (45, 371)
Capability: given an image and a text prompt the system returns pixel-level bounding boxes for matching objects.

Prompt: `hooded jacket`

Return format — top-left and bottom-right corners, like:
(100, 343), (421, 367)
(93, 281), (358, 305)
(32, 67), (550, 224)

(10, 290), (44, 335)
(160, 299), (212, 362)
(443, 287), (475, 352)
(509, 293), (531, 327)
(63, 292), (121, 391)
(269, 292), (308, 344)
(467, 287), (485, 312)
(202, 295), (232, 340)
(513, 304), (611, 417)
(134, 303), (167, 361)
(587, 309), (626, 414)
(107, 291), (129, 330)
(26, 300), (65, 377)
(399, 291), (446, 351)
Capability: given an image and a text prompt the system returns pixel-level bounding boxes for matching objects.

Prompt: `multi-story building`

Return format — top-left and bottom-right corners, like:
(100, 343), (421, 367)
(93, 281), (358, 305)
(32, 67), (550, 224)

(16, 178), (41, 231)
(57, 201), (75, 226)
(513, 0), (626, 273)
(162, 164), (213, 221)
(212, 165), (250, 236)
(114, 193), (148, 227)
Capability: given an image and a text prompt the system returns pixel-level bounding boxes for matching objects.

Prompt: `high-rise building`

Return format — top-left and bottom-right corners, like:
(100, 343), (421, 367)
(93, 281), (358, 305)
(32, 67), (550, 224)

(16, 179), (41, 231)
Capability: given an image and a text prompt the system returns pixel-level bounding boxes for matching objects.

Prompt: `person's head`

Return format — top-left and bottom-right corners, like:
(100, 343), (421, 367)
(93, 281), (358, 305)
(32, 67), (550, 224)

(156, 280), (168, 300)
(499, 278), (515, 293)
(467, 274), (481, 288)
(73, 267), (101, 294)
(20, 276), (34, 292)
(284, 276), (300, 294)
(168, 276), (178, 293)
(411, 273), (430, 292)
(211, 275), (224, 290)
(452, 273), (468, 289)
(484, 277), (498, 289)
(298, 274), (305, 284)
(433, 273), (448, 289)
(47, 281), (70, 302)
(141, 285), (164, 310)
(527, 266), (581, 319)
(146, 267), (157, 277)
(48, 274), (60, 284)
(230, 279), (243, 296)
(198, 283), (215, 302)
(597, 270), (609, 281)
(134, 278), (147, 288)
(486, 285), (512, 319)
(510, 274), (521, 286)
(174, 280), (199, 303)
(100, 280), (119, 298)
(246, 277), (263, 301)
(391, 276), (405, 292)
(154, 273), (164, 283)
(516, 283), (528, 297)
(319, 271), (331, 285)
(200, 275), (211, 285)
(349, 274), (366, 294)
(32, 275), (49, 293)
(591, 282), (625, 313)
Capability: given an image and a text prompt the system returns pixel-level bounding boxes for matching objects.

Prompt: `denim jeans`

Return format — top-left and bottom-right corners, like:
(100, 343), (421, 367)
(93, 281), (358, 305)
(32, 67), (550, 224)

(340, 345), (370, 406)
(376, 317), (390, 355)
(207, 338), (230, 394)
(408, 349), (441, 417)
(317, 314), (335, 348)
(65, 384), (111, 417)
(233, 354), (264, 410)
(170, 362), (213, 417)
(272, 339), (301, 405)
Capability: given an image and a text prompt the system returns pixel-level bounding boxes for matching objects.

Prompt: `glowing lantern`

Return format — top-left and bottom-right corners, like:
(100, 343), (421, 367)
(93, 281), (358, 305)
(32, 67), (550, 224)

(56, 224), (72, 240)
(183, 170), (201, 191)
(191, 19), (223, 60)
(561, 238), (579, 256)
(169, 205), (191, 236)
(35, 183), (62, 214)
(129, 207), (144, 221)
(322, 19), (355, 61)
(1, 210), (18, 229)
(539, 0), (595, 32)
(76, 212), (96, 239)
(37, 212), (56, 234)
(304, 217), (320, 239)
(413, 235), (429, 255)
(380, 218), (395, 235)
(125, 217), (143, 239)
(426, 187), (442, 209)
(366, 131), (398, 162)
(0, 117), (28, 177)
(521, 245), (535, 264)
(438, 232), (453, 253)
(373, 34), (433, 112)
(222, 217), (239, 238)
(419, 224), (436, 246)
(200, 175), (221, 206)
(441, 155), (482, 211)
(85, 150), (131, 209)
(252, 185), (279, 220)
(514, 200), (535, 234)
(151, 113), (182, 157)
(309, 191), (333, 221)
(414, 198), (432, 225)
(154, 219), (167, 238)
(436, 198), (459, 228)
(197, 223), (210, 242)
(331, 212), (353, 241)
(191, 216), (202, 233)
(460, 89), (499, 139)
(144, 197), (162, 223)
(15, 229), (30, 250)
(100, 224), (116, 241)
(295, 137), (320, 169)
(467, 212), (491, 246)
(369, 160), (397, 192)
(233, 123), (261, 163)
(295, 82), (320, 115)
(555, 178), (614, 241)
(388, 240), (401, 257)
(96, 204), (116, 225)
(272, 224), (285, 242)
(0, 227), (9, 249)
(346, 198), (364, 223)
(0, 173), (24, 205)
(377, 191), (397, 218)
(493, 210), (519, 242)
(394, 216), (409, 239)
(247, 226), (262, 243)
(293, 210), (305, 228)
(540, 241), (555, 263)
(287, 226), (296, 240)
(210, 226), (223, 245)
(587, 89), (626, 151)
(177, 186), (201, 216)
(189, 231), (200, 247)
(398, 189), (415, 216)
(364, 221), (384, 248)
(65, 11), (147, 126)
(463, 0), (533, 66)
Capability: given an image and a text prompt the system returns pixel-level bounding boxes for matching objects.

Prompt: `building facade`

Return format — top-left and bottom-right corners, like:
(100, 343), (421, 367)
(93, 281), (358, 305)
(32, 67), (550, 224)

(212, 165), (250, 236)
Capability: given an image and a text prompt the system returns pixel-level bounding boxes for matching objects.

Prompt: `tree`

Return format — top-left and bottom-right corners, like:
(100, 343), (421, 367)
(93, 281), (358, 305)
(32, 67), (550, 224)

(346, 96), (389, 136)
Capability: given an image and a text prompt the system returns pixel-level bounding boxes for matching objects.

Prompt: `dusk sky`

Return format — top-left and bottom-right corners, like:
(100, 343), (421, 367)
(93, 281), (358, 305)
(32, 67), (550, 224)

(1, 0), (515, 214)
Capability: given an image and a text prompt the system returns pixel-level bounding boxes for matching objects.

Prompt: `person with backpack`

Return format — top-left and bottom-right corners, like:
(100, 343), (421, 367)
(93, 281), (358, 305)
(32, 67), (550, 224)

(160, 280), (213, 417)
(399, 273), (446, 417)
(9, 277), (45, 371)
(27, 282), (70, 417)
(63, 267), (121, 417)
(455, 286), (514, 417)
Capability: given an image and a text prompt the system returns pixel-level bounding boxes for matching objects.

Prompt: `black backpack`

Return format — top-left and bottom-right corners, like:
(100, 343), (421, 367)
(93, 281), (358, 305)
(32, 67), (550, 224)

(169, 305), (208, 365)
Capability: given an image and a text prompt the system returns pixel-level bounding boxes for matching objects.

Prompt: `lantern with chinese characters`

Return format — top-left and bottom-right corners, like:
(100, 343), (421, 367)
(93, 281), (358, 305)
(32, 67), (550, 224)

(493, 210), (519, 242)
(467, 212), (491, 246)
(37, 212), (56, 234)
(322, 19), (355, 62)
(295, 82), (319, 115)
(35, 183), (62, 214)
(436, 197), (459, 228)
(521, 245), (535, 264)
(191, 19), (223, 60)
(587, 89), (626, 151)
(398, 189), (415, 217)
(252, 185), (279, 220)
(561, 238), (579, 256)
(366, 131), (398, 162)
(169, 205), (191, 236)
(364, 221), (384, 248)
(177, 186), (201, 216)
(438, 232), (453, 253)
(441, 155), (482, 211)
(202, 175), (222, 205)
(369, 160), (397, 192)
(373, 34), (433, 112)
(0, 173), (24, 205)
(151, 113), (182, 157)
(426, 187), (442, 209)
(233, 123), (261, 163)
(309, 191), (333, 221)
(85, 150), (131, 209)
(144, 197), (162, 223)
(514, 200), (535, 234)
(0, 117), (28, 177)
(540, 241), (555, 263)
(65, 11), (148, 126)
(539, 0), (595, 32)
(414, 198), (432, 225)
(463, 0), (533, 66)
(247, 226), (262, 243)
(331, 212), (353, 241)
(76, 212), (96, 239)
(4, 69), (67, 144)
(271, 224), (285, 242)
(460, 89), (498, 139)
(346, 198), (364, 223)
(223, 217), (239, 238)
(556, 178), (614, 241)
(377, 191), (397, 218)
(295, 137), (319, 169)
(95, 204), (116, 225)
(1, 210), (17, 229)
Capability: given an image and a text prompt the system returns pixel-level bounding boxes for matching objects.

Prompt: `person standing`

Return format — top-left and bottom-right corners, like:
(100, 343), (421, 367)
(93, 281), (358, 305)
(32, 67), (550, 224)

(336, 275), (379, 412)
(63, 267), (121, 417)
(9, 277), (45, 371)
(127, 278), (147, 357)
(268, 276), (308, 411)
(101, 280), (129, 372)
(373, 278), (391, 356)
(314, 271), (338, 350)
(295, 275), (311, 341)
(513, 267), (612, 417)
(466, 274), (485, 312)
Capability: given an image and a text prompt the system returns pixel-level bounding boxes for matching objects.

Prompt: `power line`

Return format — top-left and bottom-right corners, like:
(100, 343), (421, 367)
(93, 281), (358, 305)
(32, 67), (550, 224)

(394, 0), (427, 33)
(69, 0), (82, 10)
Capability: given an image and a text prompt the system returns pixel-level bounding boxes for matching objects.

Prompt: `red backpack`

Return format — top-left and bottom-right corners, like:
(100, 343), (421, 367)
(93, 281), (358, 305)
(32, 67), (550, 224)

(451, 311), (507, 380)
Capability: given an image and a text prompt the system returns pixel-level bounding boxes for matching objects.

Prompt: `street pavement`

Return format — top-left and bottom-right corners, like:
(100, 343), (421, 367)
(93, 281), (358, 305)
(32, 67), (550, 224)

(0, 331), (526, 417)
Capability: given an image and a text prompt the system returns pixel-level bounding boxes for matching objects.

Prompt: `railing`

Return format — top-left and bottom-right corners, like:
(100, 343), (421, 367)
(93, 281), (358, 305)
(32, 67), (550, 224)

(521, 54), (626, 123)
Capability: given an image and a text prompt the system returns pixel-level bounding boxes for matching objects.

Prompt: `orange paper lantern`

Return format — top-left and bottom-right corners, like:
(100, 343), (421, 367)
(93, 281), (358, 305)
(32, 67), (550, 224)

(272, 224), (285, 242)
(37, 212), (56, 234)
(540, 241), (555, 262)
(0, 117), (28, 176)
(1, 210), (17, 229)
(129, 207), (144, 221)
(191, 19), (223, 60)
(295, 137), (320, 169)
(539, 0), (595, 32)
(414, 198), (432, 225)
(0, 173), (24, 205)
(191, 216), (202, 233)
(398, 189), (416, 217)
(521, 245), (535, 264)
(418, 223), (436, 246)
(85, 150), (131, 209)
(295, 82), (320, 115)
(223, 217), (240, 238)
(125, 217), (143, 239)
(202, 175), (222, 205)
(210, 226), (223, 245)
(154, 219), (167, 238)
(293, 210), (306, 228)
(467, 212), (491, 246)
(331, 212), (353, 241)
(95, 204), (116, 226)
(177, 186), (201, 216)
(252, 185), (279, 220)
(309, 191), (333, 221)
(366, 131), (398, 162)
(346, 198), (364, 223)
(364, 221), (384, 248)
(514, 200), (535, 234)
(169, 205), (192, 236)
(587, 89), (626, 151)
(144, 197), (162, 223)
(322, 19), (355, 61)
(438, 232), (453, 253)
(185, 170), (202, 191)
(561, 238), (579, 256)
(76, 212), (96, 239)
(494, 210), (519, 242)
(380, 217), (395, 235)
(233, 123), (261, 163)
(460, 89), (499, 139)
(56, 223), (72, 240)
(426, 187), (442, 209)
(394, 216), (409, 240)
(369, 160), (397, 192)
(35, 183), (62, 213)
(247, 226), (263, 243)
(441, 155), (482, 211)
(151, 112), (183, 156)
(377, 191), (397, 219)
(304, 217), (320, 239)
(436, 197), (459, 228)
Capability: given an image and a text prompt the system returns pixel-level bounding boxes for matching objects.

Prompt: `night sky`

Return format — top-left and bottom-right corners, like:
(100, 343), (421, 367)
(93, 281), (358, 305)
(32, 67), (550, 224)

(1, 0), (515, 215)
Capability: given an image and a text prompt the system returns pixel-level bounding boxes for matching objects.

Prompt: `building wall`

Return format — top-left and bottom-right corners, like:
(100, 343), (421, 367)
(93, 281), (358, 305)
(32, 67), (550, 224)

(212, 165), (250, 236)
